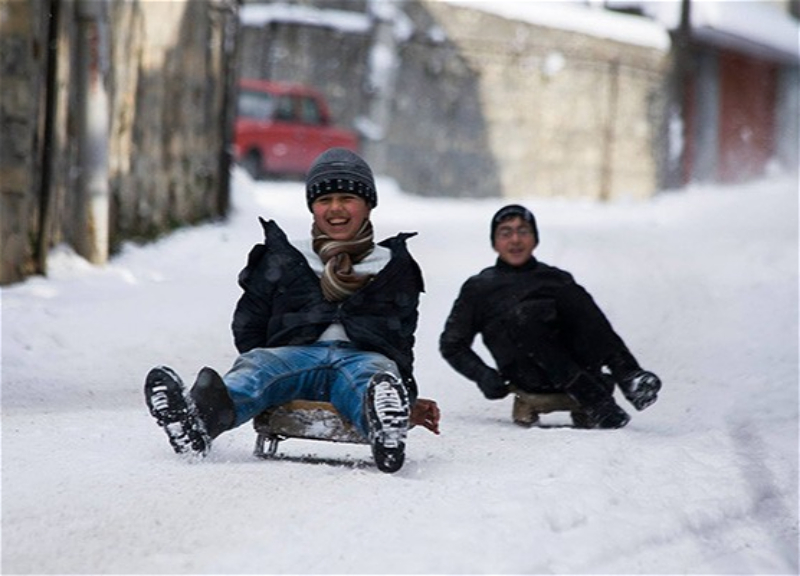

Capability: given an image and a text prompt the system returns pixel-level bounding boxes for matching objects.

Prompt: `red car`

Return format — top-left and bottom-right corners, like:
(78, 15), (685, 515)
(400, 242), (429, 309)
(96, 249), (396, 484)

(233, 79), (360, 179)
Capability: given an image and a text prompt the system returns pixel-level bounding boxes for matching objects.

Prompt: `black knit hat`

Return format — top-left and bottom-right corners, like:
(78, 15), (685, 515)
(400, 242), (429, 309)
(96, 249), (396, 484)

(305, 148), (377, 210)
(490, 204), (539, 244)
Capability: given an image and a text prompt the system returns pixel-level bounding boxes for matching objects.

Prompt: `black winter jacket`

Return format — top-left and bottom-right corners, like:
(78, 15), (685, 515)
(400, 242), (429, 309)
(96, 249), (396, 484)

(232, 218), (425, 400)
(440, 257), (630, 393)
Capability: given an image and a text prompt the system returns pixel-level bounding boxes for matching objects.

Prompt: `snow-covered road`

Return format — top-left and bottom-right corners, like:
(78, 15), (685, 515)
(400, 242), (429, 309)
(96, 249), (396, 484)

(3, 169), (797, 574)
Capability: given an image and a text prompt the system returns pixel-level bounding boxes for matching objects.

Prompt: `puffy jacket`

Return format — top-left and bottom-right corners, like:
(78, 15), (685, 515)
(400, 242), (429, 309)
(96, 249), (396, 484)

(232, 218), (424, 400)
(440, 257), (630, 392)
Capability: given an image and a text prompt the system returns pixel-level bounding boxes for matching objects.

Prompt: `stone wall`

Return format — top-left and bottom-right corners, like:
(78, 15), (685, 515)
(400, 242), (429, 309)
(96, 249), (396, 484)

(377, 0), (502, 198)
(420, 1), (670, 201)
(0, 0), (238, 285)
(2, 0), (672, 284)
(0, 0), (50, 282)
(238, 0), (669, 201)
(238, 0), (503, 198)
(239, 11), (372, 135)
(107, 1), (237, 241)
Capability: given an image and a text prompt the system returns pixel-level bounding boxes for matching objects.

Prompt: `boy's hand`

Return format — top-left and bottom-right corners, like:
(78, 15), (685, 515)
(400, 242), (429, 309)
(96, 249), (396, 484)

(410, 398), (441, 435)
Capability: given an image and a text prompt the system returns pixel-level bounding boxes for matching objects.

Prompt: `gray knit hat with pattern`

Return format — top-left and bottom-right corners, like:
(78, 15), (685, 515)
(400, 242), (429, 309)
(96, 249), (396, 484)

(305, 148), (377, 210)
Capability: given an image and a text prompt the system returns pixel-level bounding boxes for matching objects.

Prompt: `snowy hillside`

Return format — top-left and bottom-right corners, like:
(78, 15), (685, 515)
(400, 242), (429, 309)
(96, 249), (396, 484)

(2, 168), (798, 574)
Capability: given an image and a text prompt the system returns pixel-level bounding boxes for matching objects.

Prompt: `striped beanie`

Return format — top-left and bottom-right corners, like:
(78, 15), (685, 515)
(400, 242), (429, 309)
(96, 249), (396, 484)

(306, 148), (377, 210)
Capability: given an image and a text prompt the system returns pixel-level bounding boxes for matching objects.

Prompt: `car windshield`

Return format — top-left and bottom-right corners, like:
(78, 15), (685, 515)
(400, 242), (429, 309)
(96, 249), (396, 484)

(237, 90), (275, 120)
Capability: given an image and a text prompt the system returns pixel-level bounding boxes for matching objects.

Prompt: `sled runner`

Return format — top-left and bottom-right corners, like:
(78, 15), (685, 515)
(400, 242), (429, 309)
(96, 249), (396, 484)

(253, 400), (368, 458)
(511, 390), (593, 428)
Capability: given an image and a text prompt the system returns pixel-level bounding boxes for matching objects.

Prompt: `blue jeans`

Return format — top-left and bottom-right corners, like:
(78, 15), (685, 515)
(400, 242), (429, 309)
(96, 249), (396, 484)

(223, 341), (399, 436)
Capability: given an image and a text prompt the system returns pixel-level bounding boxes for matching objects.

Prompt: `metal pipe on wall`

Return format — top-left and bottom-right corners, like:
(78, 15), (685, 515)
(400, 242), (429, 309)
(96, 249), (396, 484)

(75, 0), (109, 264)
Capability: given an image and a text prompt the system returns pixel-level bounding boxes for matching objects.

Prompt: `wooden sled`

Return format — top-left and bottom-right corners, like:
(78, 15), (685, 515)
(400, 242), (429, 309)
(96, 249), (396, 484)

(253, 400), (369, 459)
(512, 390), (593, 428)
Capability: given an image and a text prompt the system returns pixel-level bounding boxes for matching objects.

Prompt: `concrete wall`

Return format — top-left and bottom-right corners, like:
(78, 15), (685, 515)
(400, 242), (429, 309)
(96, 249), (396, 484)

(376, 0), (502, 198)
(238, 0), (670, 201)
(238, 0), (503, 197)
(239, 9), (372, 138)
(2, 0), (674, 284)
(421, 1), (670, 201)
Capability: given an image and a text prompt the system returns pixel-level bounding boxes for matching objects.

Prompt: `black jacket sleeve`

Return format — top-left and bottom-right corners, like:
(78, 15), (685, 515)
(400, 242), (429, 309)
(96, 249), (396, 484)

(231, 241), (272, 354)
(439, 280), (499, 385)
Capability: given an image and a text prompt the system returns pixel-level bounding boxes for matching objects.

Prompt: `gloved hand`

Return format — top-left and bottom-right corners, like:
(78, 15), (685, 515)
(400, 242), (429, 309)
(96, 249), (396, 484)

(478, 370), (510, 400)
(605, 351), (661, 411)
(619, 369), (661, 411)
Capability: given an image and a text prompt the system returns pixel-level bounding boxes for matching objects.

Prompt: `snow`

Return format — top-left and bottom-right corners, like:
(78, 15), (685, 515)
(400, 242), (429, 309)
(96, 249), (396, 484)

(621, 0), (800, 63)
(239, 1), (673, 51)
(2, 167), (798, 574)
(441, 0), (672, 50)
(240, 2), (371, 34)
(457, 0), (799, 64)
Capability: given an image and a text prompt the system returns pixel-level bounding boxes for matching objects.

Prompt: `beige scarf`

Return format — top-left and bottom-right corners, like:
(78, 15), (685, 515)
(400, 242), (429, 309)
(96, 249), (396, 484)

(312, 220), (375, 302)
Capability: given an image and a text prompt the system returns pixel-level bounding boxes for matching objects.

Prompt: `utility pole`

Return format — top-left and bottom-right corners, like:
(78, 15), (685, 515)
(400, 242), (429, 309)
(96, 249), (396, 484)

(35, 0), (61, 276)
(212, 0), (243, 218)
(667, 0), (692, 189)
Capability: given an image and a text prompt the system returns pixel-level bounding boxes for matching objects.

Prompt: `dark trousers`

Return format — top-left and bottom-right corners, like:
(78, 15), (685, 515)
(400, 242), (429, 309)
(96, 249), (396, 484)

(506, 301), (623, 408)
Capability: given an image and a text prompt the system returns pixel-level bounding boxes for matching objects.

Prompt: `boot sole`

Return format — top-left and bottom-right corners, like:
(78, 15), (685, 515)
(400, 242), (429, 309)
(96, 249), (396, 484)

(145, 366), (210, 457)
(367, 373), (409, 473)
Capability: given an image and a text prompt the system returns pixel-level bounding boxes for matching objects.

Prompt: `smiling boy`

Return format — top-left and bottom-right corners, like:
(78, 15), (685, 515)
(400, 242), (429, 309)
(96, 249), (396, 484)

(440, 204), (661, 429)
(145, 148), (439, 472)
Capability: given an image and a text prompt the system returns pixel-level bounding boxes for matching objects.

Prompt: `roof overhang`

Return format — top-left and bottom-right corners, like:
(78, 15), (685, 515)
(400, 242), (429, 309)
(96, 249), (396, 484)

(610, 0), (800, 65)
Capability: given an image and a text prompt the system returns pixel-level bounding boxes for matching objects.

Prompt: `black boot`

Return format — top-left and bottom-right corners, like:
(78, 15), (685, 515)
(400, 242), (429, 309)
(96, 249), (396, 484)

(144, 366), (211, 457)
(590, 399), (630, 429)
(366, 372), (409, 473)
(189, 367), (236, 439)
(565, 372), (630, 429)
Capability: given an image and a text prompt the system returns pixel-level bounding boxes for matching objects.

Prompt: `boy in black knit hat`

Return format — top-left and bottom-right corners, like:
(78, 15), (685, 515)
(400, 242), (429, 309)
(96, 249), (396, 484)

(440, 204), (661, 429)
(144, 148), (439, 472)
